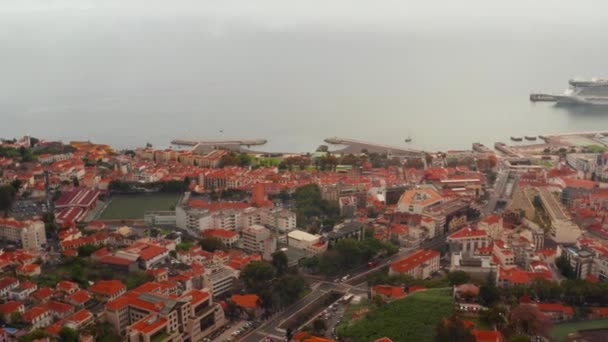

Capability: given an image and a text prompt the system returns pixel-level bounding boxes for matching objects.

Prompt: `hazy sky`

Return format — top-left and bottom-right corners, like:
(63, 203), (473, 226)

(2, 0), (608, 151)
(2, 0), (607, 34)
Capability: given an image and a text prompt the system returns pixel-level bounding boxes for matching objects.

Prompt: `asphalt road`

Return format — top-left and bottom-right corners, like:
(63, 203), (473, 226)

(239, 239), (450, 342)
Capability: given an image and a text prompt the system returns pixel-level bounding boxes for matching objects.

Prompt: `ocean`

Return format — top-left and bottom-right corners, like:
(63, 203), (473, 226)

(2, 1), (608, 152)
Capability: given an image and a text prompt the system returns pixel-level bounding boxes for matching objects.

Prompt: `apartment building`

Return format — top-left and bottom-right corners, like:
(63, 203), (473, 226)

(0, 218), (46, 252)
(389, 249), (440, 279)
(108, 287), (225, 341)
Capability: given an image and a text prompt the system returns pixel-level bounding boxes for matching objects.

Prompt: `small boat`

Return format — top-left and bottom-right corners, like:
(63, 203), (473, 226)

(525, 136), (537, 141)
(405, 137), (412, 143)
(510, 136), (523, 142)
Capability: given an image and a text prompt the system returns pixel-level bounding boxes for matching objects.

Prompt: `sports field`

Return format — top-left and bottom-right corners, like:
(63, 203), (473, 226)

(100, 194), (179, 220)
(550, 319), (608, 342)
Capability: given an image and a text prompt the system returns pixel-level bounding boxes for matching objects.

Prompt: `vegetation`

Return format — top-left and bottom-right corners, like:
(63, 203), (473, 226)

(555, 255), (576, 279)
(239, 261), (308, 310)
(108, 179), (187, 193)
(17, 329), (49, 342)
(507, 304), (552, 337)
(435, 314), (475, 342)
(0, 145), (37, 162)
(210, 188), (248, 201)
(497, 278), (608, 307)
(367, 272), (449, 289)
(37, 257), (152, 289)
(0, 184), (17, 216)
(199, 237), (223, 252)
(301, 238), (397, 276)
(550, 318), (608, 342)
(176, 241), (194, 251)
(338, 288), (454, 342)
(447, 271), (471, 286)
(584, 145), (608, 153)
(221, 152), (253, 167)
(272, 251), (289, 276)
(294, 184), (340, 229)
(58, 327), (80, 342)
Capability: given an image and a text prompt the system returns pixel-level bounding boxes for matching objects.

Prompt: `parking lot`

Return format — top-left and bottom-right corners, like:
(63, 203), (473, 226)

(12, 200), (47, 219)
(207, 319), (257, 342)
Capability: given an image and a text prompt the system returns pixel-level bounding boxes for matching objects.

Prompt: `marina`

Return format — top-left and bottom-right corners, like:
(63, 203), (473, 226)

(324, 137), (424, 156)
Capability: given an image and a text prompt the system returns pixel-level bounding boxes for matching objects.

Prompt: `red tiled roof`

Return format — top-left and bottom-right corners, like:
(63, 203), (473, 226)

(202, 229), (238, 239)
(372, 285), (406, 299)
(0, 276), (18, 289)
(69, 290), (91, 305)
(0, 301), (24, 314)
(130, 315), (167, 334)
(375, 339), (394, 342)
(182, 289), (210, 306)
(408, 285), (427, 293)
(481, 214), (501, 225)
(89, 280), (125, 297)
(22, 306), (48, 322)
(125, 242), (167, 261)
(66, 309), (93, 325)
(33, 287), (55, 300)
(449, 227), (487, 239)
(231, 294), (261, 309)
(390, 249), (440, 274)
(46, 300), (73, 314)
(591, 307), (608, 316)
(57, 280), (79, 292)
(98, 255), (134, 266)
(471, 329), (503, 342)
(536, 303), (574, 315)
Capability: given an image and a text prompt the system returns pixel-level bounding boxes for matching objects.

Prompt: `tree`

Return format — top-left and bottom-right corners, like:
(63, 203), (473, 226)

(240, 261), (276, 294)
(508, 335), (530, 342)
(125, 271), (154, 289)
(272, 251), (289, 276)
(435, 314), (475, 342)
(10, 311), (22, 324)
(72, 176), (80, 187)
(274, 274), (307, 307)
(447, 271), (471, 286)
(58, 327), (80, 342)
(224, 299), (240, 320)
(286, 328), (294, 342)
(312, 319), (327, 334)
(0, 185), (16, 216)
(481, 304), (508, 330)
(199, 237), (223, 252)
(479, 283), (500, 307)
(177, 241), (194, 251)
(238, 153), (252, 167)
(10, 179), (23, 192)
(509, 304), (552, 337)
(317, 251), (345, 275)
(77, 244), (102, 257)
(555, 255), (575, 279)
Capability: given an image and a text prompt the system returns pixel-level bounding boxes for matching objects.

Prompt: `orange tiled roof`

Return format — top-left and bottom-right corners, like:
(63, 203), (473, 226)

(69, 290), (91, 305)
(0, 301), (23, 314)
(231, 294), (261, 309)
(390, 249), (439, 274)
(129, 314), (167, 334)
(89, 280), (125, 296)
(372, 285), (406, 299)
(471, 329), (503, 342)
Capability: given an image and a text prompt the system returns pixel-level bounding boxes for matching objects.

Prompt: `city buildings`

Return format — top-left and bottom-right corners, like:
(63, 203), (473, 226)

(389, 249), (440, 279)
(0, 218), (47, 251)
(106, 286), (225, 340)
(287, 230), (327, 255)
